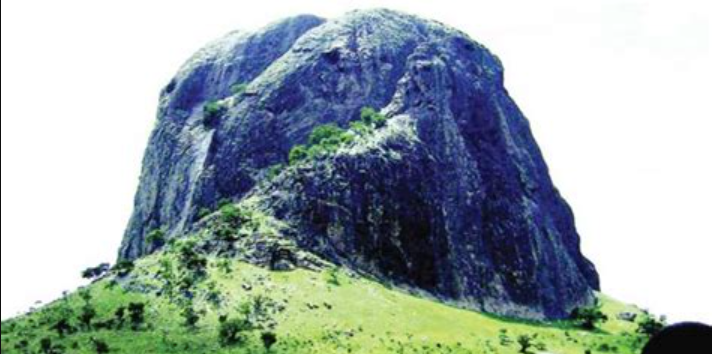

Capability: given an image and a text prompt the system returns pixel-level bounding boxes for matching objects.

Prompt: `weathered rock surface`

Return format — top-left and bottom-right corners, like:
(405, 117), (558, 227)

(120, 9), (599, 319)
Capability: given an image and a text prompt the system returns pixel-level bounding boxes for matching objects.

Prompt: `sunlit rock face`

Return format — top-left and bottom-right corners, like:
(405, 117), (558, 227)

(120, 9), (599, 320)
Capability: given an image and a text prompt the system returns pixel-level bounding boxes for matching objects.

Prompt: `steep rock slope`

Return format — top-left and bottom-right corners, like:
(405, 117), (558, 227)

(121, 9), (599, 319)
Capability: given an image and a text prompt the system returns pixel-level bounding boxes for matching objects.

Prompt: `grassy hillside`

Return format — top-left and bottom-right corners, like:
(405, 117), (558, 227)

(1, 251), (654, 354)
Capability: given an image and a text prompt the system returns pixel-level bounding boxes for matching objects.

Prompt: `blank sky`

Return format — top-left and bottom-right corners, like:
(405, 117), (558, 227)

(2, 0), (710, 323)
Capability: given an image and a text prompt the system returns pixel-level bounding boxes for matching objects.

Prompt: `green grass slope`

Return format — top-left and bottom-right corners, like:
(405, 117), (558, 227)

(1, 253), (653, 354)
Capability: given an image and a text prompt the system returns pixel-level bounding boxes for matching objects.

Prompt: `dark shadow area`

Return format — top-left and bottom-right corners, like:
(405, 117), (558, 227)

(642, 322), (712, 354)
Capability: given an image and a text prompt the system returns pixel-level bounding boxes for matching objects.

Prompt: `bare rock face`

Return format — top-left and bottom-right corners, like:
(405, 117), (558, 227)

(120, 9), (599, 320)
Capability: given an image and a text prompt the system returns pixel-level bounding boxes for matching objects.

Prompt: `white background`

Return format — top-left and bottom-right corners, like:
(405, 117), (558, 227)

(2, 0), (710, 323)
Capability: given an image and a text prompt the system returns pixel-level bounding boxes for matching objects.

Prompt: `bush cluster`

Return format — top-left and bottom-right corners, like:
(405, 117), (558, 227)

(203, 101), (227, 126)
(218, 295), (281, 348)
(145, 229), (166, 250)
(113, 260), (135, 277)
(288, 107), (388, 165)
(230, 83), (248, 95)
(127, 303), (146, 331)
(176, 240), (208, 276)
(637, 312), (666, 337)
(570, 299), (608, 330)
(81, 263), (111, 280)
(218, 316), (252, 347)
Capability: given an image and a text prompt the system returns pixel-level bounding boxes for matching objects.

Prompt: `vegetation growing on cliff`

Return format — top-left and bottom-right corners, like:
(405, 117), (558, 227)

(288, 107), (389, 166)
(230, 83), (249, 96)
(203, 101), (227, 126)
